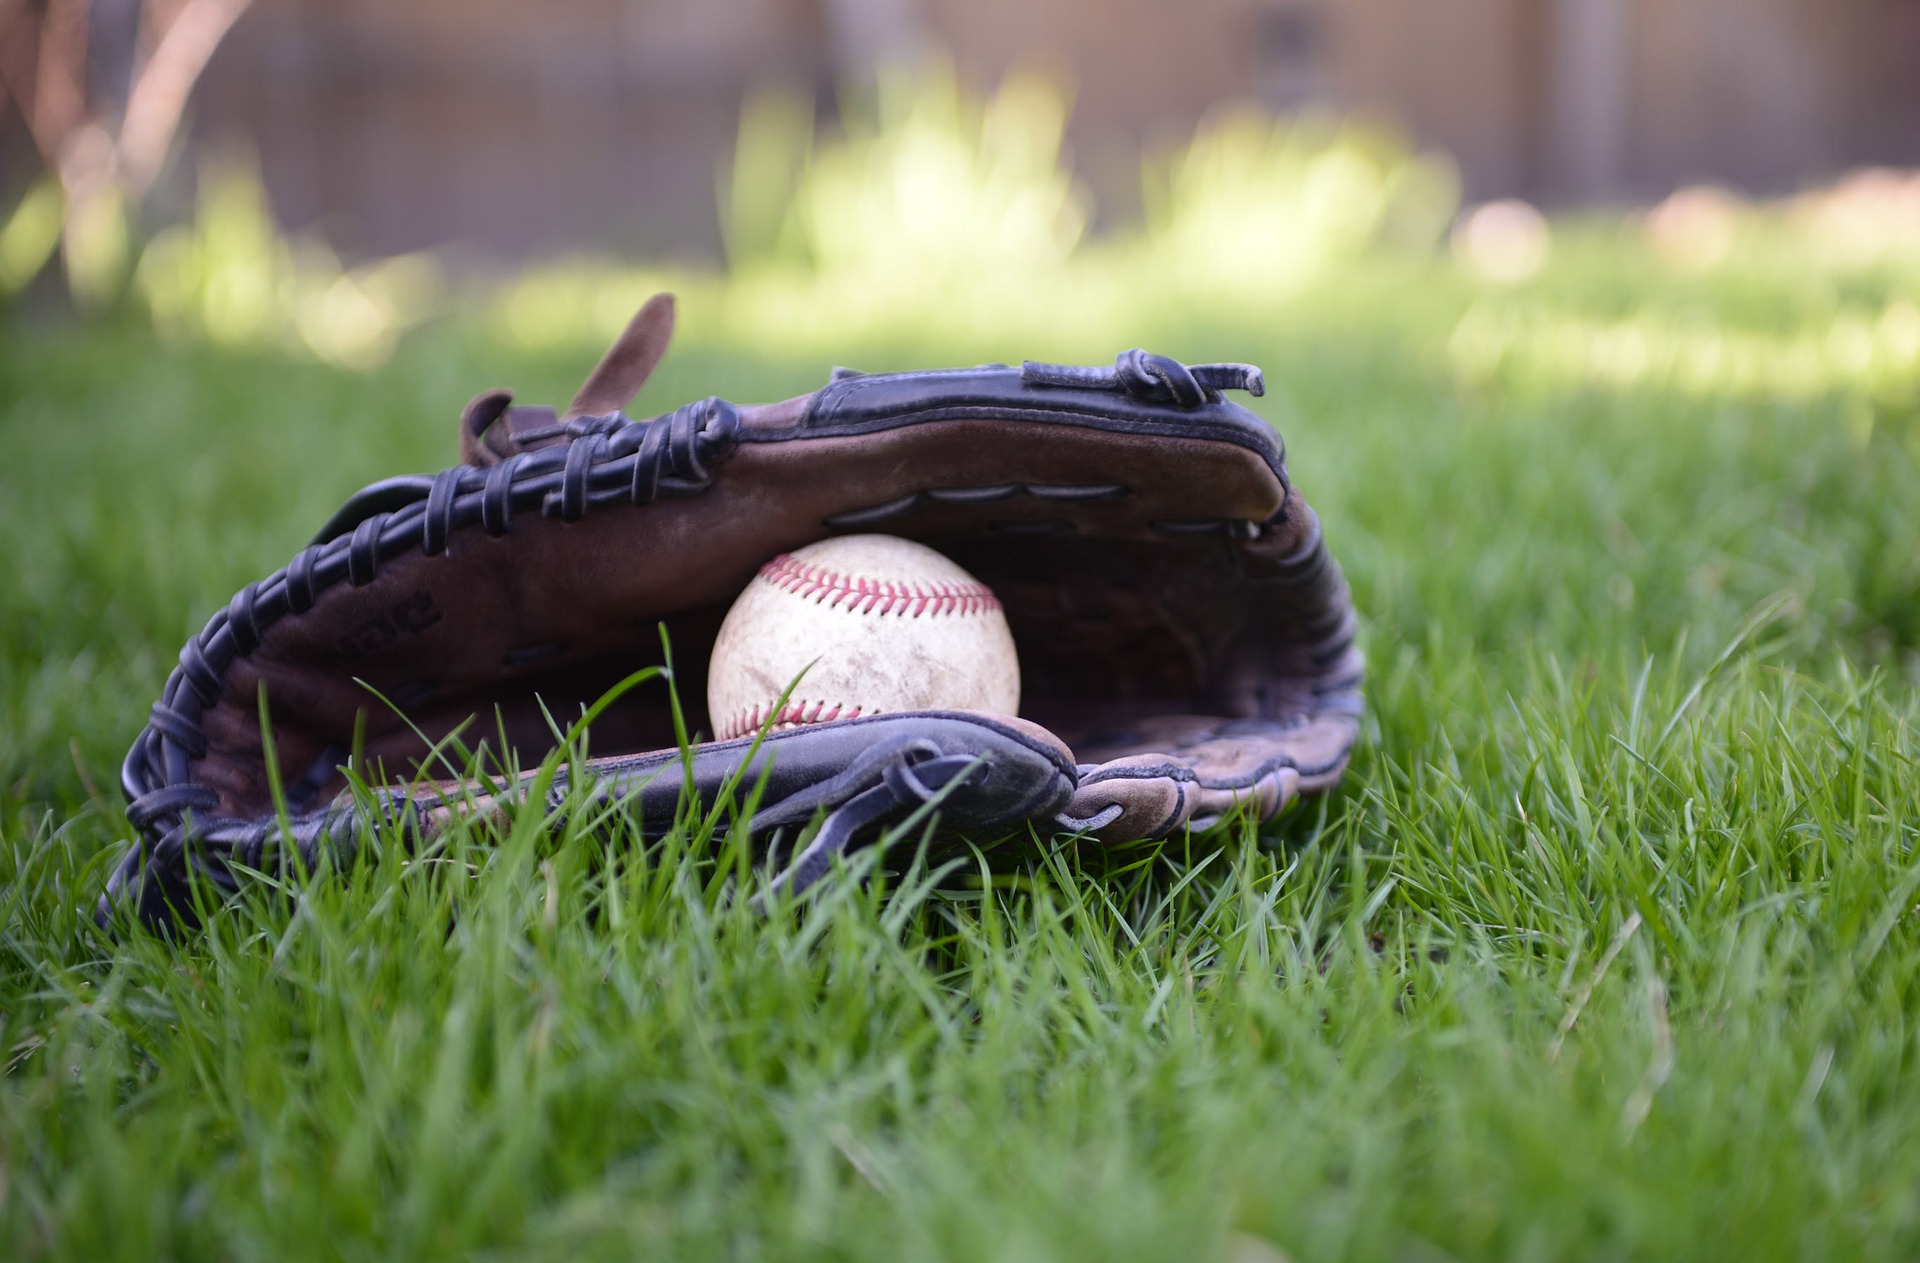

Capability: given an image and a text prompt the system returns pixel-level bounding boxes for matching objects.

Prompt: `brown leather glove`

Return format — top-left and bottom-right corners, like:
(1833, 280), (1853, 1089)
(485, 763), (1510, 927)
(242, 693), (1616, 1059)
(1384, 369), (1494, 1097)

(101, 294), (1363, 931)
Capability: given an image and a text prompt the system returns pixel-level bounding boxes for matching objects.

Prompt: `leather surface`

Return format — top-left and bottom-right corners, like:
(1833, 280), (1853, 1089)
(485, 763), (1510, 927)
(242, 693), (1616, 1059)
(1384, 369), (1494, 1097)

(100, 295), (1364, 932)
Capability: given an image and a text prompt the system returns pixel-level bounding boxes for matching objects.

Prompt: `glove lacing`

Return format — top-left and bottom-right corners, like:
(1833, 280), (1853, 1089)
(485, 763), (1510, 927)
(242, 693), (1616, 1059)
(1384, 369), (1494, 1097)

(742, 738), (987, 904)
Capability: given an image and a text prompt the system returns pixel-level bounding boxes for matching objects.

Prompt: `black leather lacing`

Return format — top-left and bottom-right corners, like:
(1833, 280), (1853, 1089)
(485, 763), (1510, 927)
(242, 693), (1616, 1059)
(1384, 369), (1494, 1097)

(100, 800), (384, 931)
(125, 783), (218, 830)
(740, 738), (986, 905)
(109, 399), (742, 926)
(422, 468), (463, 555)
(1021, 349), (1265, 405)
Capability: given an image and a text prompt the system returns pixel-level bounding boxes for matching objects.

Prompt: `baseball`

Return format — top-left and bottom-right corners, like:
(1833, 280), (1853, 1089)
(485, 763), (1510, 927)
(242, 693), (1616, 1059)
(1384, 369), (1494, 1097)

(706, 534), (1021, 739)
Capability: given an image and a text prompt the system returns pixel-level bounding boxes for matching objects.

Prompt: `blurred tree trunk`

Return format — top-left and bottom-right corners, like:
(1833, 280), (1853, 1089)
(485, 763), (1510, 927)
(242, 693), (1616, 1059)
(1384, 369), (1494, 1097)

(0, 0), (253, 305)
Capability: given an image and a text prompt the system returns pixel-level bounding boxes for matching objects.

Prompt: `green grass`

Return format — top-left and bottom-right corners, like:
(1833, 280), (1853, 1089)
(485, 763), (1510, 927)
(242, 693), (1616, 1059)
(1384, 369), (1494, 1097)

(3, 236), (1920, 1260)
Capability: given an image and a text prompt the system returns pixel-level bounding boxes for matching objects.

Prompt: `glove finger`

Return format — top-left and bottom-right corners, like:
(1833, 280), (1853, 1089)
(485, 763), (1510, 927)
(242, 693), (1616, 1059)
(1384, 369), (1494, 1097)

(1061, 713), (1359, 842)
(393, 712), (1078, 885)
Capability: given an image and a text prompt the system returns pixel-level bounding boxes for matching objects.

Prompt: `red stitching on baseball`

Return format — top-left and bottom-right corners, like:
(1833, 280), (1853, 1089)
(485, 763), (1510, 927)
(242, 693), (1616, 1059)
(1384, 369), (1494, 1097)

(756, 553), (1001, 617)
(720, 698), (867, 740)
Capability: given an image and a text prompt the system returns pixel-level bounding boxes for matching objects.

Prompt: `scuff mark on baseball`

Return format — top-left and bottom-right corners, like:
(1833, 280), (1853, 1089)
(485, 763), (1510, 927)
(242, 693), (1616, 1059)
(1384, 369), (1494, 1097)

(706, 534), (1021, 740)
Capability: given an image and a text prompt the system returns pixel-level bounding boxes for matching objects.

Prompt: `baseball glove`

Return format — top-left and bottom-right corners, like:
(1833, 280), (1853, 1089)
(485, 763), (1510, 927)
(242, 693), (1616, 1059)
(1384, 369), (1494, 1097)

(100, 295), (1363, 932)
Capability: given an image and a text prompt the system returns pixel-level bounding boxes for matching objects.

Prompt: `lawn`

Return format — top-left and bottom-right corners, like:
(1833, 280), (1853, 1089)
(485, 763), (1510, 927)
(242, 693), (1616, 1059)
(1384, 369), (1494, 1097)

(3, 225), (1919, 1260)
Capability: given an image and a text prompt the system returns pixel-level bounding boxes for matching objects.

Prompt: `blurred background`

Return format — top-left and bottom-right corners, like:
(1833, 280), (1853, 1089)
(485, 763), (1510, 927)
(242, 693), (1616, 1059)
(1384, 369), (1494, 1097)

(134, 0), (1920, 255)
(4, 0), (1920, 367)
(12, 0), (1920, 257)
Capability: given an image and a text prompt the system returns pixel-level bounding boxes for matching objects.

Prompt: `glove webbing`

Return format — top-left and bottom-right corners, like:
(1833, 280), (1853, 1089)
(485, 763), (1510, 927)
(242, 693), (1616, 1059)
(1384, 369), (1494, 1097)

(121, 400), (742, 859)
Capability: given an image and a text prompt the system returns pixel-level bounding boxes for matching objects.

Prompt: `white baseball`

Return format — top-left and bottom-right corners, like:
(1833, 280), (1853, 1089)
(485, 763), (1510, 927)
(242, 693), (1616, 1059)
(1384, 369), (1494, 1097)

(706, 534), (1021, 739)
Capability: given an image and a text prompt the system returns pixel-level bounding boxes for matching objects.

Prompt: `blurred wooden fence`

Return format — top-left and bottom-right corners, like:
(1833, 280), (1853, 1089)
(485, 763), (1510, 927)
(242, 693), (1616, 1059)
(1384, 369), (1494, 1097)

(89, 0), (1920, 261)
